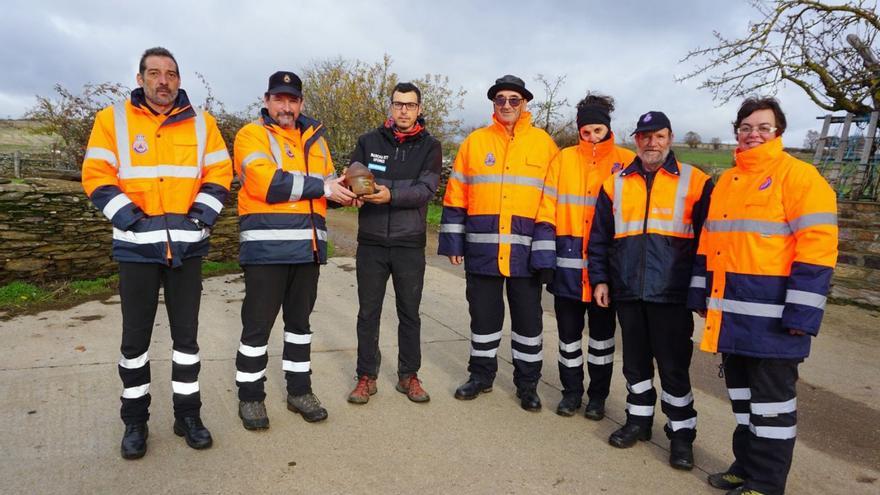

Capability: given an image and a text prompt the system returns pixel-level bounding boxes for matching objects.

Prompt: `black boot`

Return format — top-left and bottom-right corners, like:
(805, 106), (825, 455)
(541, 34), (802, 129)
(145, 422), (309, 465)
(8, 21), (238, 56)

(454, 378), (493, 400)
(583, 397), (606, 421)
(555, 395), (582, 416)
(608, 423), (651, 448)
(120, 423), (148, 460)
(173, 416), (213, 449)
(516, 386), (542, 412)
(669, 438), (694, 470)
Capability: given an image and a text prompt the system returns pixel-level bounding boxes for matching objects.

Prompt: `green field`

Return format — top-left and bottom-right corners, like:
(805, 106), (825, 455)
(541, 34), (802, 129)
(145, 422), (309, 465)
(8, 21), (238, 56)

(0, 120), (58, 153)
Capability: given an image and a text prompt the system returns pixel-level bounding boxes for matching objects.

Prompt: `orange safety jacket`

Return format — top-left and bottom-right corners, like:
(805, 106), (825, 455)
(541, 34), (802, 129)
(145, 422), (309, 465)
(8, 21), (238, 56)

(81, 88), (232, 266)
(438, 111), (559, 277)
(688, 137), (838, 359)
(234, 109), (336, 265)
(535, 133), (635, 302)
(588, 151), (713, 303)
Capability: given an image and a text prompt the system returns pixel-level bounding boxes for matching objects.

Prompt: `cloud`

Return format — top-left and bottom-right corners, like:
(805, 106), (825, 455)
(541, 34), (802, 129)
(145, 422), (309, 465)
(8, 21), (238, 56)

(0, 0), (832, 148)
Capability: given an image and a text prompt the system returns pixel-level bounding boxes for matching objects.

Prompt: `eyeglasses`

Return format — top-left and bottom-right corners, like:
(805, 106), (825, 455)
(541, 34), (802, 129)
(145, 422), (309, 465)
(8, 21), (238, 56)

(737, 124), (777, 135)
(493, 96), (523, 108)
(391, 101), (419, 111)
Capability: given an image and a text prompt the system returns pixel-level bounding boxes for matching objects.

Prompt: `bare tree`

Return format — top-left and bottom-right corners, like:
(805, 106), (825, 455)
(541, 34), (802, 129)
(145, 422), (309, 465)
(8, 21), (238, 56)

(803, 129), (821, 150)
(531, 74), (572, 140)
(679, 0), (880, 113)
(685, 131), (702, 148)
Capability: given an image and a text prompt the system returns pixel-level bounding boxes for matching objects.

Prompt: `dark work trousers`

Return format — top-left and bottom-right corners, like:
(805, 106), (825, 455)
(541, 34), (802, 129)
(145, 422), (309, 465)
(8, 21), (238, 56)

(616, 301), (697, 441)
(118, 258), (203, 425)
(465, 273), (543, 389)
(723, 354), (800, 495)
(355, 244), (426, 380)
(554, 296), (616, 401)
(236, 263), (319, 401)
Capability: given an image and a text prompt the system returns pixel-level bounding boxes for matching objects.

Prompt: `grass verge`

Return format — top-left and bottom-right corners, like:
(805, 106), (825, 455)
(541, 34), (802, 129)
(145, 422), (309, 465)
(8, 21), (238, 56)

(0, 260), (242, 320)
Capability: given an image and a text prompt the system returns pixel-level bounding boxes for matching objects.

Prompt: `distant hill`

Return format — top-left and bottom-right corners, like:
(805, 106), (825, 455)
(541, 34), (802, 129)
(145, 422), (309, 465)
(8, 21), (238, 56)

(0, 119), (59, 153)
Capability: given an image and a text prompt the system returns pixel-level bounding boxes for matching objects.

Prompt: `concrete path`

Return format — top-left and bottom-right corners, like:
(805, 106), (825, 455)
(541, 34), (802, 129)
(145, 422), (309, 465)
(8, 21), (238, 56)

(1, 254), (878, 494)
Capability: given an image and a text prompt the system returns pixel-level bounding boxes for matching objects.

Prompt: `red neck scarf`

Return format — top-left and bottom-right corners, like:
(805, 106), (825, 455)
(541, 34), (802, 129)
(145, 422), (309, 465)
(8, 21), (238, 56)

(385, 118), (423, 143)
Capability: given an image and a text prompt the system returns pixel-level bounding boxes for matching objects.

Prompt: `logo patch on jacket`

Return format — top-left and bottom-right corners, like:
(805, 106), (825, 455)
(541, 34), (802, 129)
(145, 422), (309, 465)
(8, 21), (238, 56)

(132, 134), (148, 154)
(368, 163), (386, 172)
(484, 152), (496, 166)
(758, 176), (772, 190)
(284, 143), (295, 158)
(370, 152), (388, 164)
(611, 162), (623, 173)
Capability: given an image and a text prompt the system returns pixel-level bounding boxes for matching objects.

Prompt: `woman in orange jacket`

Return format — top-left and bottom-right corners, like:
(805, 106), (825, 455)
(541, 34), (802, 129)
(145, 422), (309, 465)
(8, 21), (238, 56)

(534, 93), (634, 418)
(689, 97), (838, 495)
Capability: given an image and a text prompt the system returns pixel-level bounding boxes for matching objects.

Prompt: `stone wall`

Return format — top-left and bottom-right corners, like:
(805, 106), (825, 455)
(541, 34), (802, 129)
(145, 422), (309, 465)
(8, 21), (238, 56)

(0, 178), (239, 285)
(833, 200), (880, 307)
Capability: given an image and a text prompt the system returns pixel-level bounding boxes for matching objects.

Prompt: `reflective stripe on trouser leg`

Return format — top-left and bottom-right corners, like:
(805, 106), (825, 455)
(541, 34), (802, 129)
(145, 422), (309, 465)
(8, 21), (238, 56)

(723, 353), (751, 480)
(554, 296), (586, 398)
(617, 302), (657, 427)
(118, 261), (161, 425)
(280, 262), (319, 397)
(237, 264), (287, 402)
(645, 302), (696, 441)
(163, 257), (204, 419)
(585, 301), (616, 401)
(465, 273), (505, 384)
(507, 275), (544, 388)
(743, 356), (800, 495)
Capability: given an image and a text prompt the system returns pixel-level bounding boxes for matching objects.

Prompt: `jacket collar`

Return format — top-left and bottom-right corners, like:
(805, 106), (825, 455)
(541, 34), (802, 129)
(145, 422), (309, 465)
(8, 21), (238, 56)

(621, 149), (680, 177)
(379, 116), (429, 144)
(578, 131), (618, 160)
(734, 136), (785, 173)
(491, 110), (533, 137)
(130, 88), (195, 123)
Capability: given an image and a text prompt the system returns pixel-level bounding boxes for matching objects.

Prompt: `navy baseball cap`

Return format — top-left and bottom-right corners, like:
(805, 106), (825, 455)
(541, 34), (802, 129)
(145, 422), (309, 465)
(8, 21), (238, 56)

(631, 111), (672, 135)
(267, 71), (303, 97)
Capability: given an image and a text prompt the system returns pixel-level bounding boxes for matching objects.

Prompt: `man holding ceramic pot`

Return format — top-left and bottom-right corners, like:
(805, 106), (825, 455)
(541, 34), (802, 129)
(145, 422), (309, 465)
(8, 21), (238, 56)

(346, 82), (443, 405)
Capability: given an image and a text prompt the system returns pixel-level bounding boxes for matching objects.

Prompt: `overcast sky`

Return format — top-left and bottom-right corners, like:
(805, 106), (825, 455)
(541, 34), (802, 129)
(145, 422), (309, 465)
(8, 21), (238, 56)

(1, 0), (836, 148)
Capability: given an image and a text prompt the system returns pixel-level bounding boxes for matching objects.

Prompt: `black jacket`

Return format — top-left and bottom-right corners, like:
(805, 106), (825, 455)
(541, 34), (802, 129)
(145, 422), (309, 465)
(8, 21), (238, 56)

(349, 121), (442, 248)
(587, 152), (713, 304)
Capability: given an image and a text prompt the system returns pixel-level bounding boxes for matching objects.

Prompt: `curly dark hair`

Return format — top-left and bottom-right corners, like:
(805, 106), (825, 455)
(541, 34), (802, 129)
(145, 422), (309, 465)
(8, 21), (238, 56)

(576, 92), (615, 114)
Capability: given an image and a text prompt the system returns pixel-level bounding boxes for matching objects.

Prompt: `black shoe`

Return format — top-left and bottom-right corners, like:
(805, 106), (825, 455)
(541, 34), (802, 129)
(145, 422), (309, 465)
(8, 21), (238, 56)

(120, 423), (148, 460)
(708, 471), (745, 490)
(583, 397), (606, 421)
(608, 423), (651, 448)
(555, 395), (581, 417)
(454, 378), (493, 400)
(173, 416), (213, 449)
(238, 400), (269, 430)
(669, 438), (694, 470)
(516, 387), (542, 412)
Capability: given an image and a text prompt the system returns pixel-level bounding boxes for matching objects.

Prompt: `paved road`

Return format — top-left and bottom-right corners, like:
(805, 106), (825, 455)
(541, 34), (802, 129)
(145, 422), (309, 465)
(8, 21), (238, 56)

(0, 210), (875, 494)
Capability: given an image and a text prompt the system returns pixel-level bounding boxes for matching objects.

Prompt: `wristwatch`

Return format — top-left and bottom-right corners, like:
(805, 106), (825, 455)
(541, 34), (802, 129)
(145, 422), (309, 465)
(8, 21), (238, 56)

(189, 217), (207, 229)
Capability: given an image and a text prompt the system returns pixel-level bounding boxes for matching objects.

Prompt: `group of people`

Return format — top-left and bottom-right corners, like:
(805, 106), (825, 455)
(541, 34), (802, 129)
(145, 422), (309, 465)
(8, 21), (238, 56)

(82, 47), (837, 495)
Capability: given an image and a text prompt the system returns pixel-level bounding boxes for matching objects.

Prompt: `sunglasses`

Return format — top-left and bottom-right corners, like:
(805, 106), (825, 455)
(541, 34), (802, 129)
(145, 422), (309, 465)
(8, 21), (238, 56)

(493, 96), (523, 108)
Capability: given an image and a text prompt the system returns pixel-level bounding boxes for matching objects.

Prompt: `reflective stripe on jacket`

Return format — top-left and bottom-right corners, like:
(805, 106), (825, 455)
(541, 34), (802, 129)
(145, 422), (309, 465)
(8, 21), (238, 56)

(588, 152), (713, 303)
(438, 111), (559, 277)
(234, 109), (336, 265)
(689, 137), (838, 359)
(535, 133), (635, 301)
(81, 89), (232, 266)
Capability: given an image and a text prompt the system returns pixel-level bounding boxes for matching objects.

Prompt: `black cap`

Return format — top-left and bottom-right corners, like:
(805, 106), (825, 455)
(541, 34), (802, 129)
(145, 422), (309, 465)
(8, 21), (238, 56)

(631, 111), (671, 135)
(267, 71), (303, 97)
(487, 74), (533, 101)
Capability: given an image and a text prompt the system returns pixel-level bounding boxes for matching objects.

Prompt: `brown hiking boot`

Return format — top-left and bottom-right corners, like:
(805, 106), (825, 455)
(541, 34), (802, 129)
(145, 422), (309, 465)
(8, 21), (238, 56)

(396, 374), (430, 403)
(347, 375), (377, 404)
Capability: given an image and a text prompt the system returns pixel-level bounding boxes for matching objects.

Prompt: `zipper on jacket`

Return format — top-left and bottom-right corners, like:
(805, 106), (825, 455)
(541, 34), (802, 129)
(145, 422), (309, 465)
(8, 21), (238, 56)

(639, 171), (654, 299)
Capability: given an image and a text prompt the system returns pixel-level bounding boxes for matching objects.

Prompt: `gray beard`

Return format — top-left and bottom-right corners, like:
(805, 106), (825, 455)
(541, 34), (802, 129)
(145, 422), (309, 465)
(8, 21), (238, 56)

(639, 148), (671, 170)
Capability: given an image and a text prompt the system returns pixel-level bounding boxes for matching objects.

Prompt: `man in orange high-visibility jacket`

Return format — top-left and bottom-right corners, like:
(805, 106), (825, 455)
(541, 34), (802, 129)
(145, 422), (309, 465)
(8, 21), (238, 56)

(233, 71), (356, 431)
(81, 47), (232, 459)
(439, 75), (559, 411)
(588, 111), (712, 471)
(689, 98), (837, 495)
(535, 93), (635, 419)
